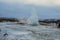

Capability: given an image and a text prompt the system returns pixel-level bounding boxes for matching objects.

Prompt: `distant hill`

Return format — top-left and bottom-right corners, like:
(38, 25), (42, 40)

(0, 17), (19, 22)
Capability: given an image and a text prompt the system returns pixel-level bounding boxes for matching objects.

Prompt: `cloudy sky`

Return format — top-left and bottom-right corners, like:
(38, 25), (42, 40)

(0, 0), (60, 6)
(0, 0), (60, 19)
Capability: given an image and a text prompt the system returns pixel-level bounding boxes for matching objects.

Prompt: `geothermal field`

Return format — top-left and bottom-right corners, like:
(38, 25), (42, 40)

(0, 8), (60, 40)
(0, 22), (60, 40)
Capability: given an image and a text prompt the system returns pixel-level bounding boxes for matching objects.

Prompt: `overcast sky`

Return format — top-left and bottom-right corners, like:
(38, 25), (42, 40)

(0, 0), (60, 19)
(0, 0), (60, 6)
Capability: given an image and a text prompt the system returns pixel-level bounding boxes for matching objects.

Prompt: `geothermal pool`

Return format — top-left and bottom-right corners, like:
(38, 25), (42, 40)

(0, 22), (60, 40)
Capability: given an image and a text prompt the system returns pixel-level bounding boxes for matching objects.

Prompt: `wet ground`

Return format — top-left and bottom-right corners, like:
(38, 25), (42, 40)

(0, 22), (60, 40)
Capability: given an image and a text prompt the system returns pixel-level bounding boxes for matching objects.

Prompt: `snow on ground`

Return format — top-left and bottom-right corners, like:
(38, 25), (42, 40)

(0, 22), (60, 40)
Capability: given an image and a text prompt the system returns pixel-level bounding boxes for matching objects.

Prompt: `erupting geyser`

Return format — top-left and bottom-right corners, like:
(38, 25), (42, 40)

(27, 8), (39, 26)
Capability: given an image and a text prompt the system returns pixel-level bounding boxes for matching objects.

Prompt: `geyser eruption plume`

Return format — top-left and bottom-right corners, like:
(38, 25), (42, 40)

(27, 8), (39, 26)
